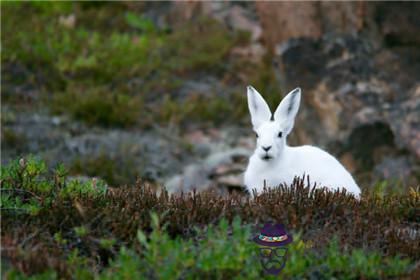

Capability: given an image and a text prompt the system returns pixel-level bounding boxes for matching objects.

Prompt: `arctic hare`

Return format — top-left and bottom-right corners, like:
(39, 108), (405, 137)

(244, 86), (361, 197)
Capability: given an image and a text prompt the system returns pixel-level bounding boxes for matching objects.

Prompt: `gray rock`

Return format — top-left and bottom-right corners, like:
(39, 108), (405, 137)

(164, 145), (251, 193)
(374, 156), (412, 183)
(2, 107), (194, 186)
(274, 35), (420, 186)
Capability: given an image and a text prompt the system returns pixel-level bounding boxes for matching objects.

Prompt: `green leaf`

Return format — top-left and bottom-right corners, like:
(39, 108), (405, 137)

(137, 230), (148, 247)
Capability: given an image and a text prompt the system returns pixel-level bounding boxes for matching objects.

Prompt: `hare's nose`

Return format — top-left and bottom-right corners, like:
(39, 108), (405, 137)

(262, 146), (272, 152)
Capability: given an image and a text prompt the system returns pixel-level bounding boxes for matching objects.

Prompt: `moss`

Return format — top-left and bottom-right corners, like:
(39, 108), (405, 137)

(2, 4), (241, 81)
(50, 84), (142, 127)
(70, 155), (115, 184)
(163, 17), (240, 73)
(152, 91), (248, 128)
(1, 128), (27, 151)
(2, 3), (253, 127)
(69, 154), (137, 186)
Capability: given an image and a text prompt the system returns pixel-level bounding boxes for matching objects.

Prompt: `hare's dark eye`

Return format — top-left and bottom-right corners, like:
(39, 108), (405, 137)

(255, 133), (259, 138)
(278, 132), (282, 138)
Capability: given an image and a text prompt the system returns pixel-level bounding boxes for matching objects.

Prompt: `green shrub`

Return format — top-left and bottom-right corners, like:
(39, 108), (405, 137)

(153, 92), (247, 127)
(4, 215), (412, 279)
(162, 17), (242, 73)
(69, 153), (138, 186)
(125, 11), (158, 33)
(2, 156), (419, 278)
(50, 84), (143, 127)
(113, 218), (410, 279)
(0, 155), (107, 215)
(1, 156), (49, 192)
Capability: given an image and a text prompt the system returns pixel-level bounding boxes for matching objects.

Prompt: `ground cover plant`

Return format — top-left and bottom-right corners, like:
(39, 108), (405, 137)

(1, 2), (266, 129)
(1, 156), (419, 279)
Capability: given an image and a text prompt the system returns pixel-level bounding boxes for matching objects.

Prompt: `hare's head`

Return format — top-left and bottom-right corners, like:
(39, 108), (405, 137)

(247, 86), (301, 161)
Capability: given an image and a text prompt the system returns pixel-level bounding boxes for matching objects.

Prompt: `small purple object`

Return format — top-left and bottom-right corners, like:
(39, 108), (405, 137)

(253, 223), (293, 247)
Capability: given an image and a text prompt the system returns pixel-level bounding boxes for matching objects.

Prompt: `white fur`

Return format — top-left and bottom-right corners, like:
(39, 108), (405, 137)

(244, 86), (361, 197)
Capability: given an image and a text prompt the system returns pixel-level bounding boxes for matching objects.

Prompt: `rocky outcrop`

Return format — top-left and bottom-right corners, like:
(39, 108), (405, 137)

(273, 35), (420, 185)
(255, 2), (420, 50)
(255, 2), (323, 49)
(164, 128), (253, 194)
(164, 147), (250, 195)
(1, 107), (194, 186)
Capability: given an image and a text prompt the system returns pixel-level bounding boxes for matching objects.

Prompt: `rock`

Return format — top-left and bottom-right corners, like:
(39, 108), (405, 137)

(212, 163), (244, 176)
(256, 2), (322, 49)
(375, 2), (420, 47)
(256, 2), (420, 50)
(227, 5), (262, 42)
(204, 148), (250, 170)
(319, 2), (366, 35)
(274, 34), (420, 185)
(164, 138), (252, 194)
(374, 156), (412, 184)
(165, 165), (212, 193)
(339, 152), (356, 173)
(183, 130), (210, 144)
(1, 107), (195, 186)
(216, 174), (243, 188)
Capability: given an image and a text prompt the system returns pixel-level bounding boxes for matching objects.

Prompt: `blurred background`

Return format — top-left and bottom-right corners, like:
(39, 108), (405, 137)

(2, 1), (419, 194)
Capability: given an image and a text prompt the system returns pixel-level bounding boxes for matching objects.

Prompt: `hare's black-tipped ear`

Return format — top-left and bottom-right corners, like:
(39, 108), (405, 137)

(247, 86), (271, 129)
(273, 87), (301, 135)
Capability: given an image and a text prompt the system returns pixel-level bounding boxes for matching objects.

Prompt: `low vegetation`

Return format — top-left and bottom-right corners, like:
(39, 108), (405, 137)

(1, 156), (419, 278)
(2, 2), (275, 129)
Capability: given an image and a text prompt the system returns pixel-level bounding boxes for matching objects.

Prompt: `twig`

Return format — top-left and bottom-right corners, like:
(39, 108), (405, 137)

(21, 228), (42, 247)
(0, 188), (42, 201)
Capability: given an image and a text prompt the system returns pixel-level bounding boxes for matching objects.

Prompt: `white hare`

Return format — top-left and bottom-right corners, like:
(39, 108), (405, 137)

(244, 86), (361, 197)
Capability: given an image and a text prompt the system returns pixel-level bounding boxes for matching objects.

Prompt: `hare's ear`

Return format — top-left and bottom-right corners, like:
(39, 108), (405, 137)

(273, 87), (301, 135)
(247, 86), (271, 129)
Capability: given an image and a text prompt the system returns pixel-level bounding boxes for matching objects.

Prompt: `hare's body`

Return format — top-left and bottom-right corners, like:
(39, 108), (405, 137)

(244, 86), (361, 197)
(244, 145), (360, 196)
